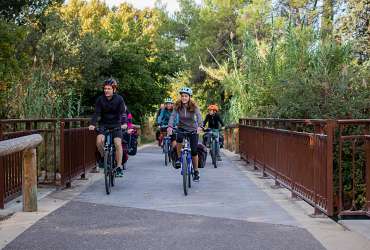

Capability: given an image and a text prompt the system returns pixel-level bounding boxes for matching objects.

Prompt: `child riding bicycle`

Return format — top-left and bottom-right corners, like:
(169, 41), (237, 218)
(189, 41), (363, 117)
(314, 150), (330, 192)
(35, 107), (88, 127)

(203, 104), (225, 161)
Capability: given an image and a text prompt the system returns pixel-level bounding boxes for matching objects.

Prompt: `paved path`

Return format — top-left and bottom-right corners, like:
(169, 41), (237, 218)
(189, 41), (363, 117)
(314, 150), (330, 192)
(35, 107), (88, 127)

(4, 146), (324, 250)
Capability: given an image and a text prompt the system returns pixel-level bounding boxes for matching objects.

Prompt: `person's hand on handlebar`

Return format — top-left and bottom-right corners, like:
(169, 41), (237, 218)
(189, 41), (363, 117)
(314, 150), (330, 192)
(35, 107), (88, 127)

(88, 125), (95, 131)
(197, 127), (202, 134)
(167, 127), (173, 135)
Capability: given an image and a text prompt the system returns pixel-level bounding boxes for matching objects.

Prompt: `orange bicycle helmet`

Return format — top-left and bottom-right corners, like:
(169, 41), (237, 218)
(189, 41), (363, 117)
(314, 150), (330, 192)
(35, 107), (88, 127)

(208, 104), (219, 112)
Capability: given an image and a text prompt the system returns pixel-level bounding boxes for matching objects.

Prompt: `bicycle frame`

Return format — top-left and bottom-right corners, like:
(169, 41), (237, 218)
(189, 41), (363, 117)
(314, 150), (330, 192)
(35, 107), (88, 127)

(180, 137), (193, 176)
(100, 127), (122, 195)
(104, 132), (115, 160)
(205, 128), (220, 168)
(176, 130), (195, 195)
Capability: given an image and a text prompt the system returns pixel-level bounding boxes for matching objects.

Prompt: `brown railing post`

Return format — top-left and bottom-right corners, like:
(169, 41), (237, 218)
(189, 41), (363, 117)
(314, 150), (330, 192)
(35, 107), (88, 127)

(224, 128), (229, 150)
(23, 148), (37, 212)
(60, 120), (66, 187)
(0, 122), (3, 141)
(326, 120), (335, 216)
(0, 158), (4, 209)
(53, 121), (57, 184)
(366, 136), (370, 214)
(235, 127), (239, 153)
(81, 127), (86, 180)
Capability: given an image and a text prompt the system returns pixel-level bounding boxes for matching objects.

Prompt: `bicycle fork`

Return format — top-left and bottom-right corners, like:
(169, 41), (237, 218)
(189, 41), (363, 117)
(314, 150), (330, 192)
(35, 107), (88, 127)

(180, 149), (192, 175)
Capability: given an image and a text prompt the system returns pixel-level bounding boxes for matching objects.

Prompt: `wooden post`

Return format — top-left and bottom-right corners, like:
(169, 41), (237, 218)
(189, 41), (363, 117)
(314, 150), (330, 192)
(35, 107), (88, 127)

(365, 136), (370, 213)
(0, 134), (42, 211)
(23, 148), (37, 212)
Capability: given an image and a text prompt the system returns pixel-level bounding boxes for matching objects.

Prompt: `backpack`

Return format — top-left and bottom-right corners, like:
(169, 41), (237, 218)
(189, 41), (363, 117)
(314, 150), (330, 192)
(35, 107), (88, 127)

(121, 139), (129, 164)
(197, 143), (208, 168)
(127, 129), (138, 156)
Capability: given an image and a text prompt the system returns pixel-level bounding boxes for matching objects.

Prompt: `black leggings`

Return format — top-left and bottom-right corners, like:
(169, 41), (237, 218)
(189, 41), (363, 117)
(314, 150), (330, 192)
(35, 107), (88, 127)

(176, 130), (199, 156)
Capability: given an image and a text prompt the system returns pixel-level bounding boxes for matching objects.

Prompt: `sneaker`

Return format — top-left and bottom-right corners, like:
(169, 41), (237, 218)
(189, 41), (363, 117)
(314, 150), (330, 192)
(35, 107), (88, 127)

(115, 167), (124, 177)
(174, 160), (181, 169)
(193, 171), (200, 181)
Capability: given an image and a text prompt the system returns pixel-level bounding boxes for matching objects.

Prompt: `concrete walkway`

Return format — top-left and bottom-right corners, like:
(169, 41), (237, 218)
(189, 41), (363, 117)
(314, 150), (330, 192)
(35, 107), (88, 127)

(1, 145), (370, 249)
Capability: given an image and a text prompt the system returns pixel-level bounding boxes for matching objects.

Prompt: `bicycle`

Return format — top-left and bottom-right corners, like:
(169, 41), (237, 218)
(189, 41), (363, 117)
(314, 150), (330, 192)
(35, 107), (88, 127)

(99, 127), (123, 195)
(160, 126), (172, 166)
(175, 130), (196, 196)
(204, 128), (220, 168)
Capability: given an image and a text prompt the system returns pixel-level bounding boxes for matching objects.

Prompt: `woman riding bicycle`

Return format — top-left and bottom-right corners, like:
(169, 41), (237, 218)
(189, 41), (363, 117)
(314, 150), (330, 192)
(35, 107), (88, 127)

(203, 104), (225, 161)
(158, 97), (178, 151)
(157, 97), (175, 127)
(168, 87), (203, 181)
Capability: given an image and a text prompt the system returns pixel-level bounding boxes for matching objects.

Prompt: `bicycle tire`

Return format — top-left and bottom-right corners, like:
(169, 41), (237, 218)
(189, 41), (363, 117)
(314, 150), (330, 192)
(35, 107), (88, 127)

(183, 153), (188, 196)
(212, 139), (217, 168)
(104, 151), (111, 195)
(110, 172), (115, 187)
(188, 160), (192, 188)
(168, 149), (172, 163)
(165, 151), (168, 166)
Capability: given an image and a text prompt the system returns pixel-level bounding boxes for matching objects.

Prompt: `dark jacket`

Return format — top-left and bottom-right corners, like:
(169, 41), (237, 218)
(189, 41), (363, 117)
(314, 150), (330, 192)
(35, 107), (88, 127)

(203, 113), (224, 129)
(90, 94), (126, 128)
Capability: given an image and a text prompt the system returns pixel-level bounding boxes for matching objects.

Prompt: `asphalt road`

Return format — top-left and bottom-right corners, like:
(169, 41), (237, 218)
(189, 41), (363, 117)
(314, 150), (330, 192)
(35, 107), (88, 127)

(4, 145), (325, 250)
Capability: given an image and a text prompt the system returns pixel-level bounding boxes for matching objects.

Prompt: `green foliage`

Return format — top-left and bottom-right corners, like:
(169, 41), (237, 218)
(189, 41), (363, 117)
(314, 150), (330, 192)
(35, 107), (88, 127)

(0, 0), (184, 122)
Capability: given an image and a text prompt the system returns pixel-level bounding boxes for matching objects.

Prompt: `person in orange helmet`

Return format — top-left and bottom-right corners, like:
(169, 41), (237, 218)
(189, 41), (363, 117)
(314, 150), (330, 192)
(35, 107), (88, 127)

(202, 104), (225, 160)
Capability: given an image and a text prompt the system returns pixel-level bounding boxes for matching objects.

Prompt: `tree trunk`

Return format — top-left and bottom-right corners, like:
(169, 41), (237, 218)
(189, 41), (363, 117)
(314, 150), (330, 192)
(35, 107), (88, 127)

(322, 0), (334, 39)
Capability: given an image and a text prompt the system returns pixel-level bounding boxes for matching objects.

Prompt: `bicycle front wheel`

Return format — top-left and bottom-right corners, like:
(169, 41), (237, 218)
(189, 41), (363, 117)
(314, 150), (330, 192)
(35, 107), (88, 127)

(183, 153), (188, 196)
(211, 140), (217, 168)
(104, 151), (111, 195)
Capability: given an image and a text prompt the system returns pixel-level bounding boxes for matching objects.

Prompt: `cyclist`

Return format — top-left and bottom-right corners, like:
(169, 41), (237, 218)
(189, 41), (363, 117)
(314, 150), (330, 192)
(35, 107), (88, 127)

(155, 103), (165, 146)
(157, 97), (175, 127)
(203, 104), (225, 161)
(157, 97), (178, 159)
(122, 109), (138, 156)
(168, 87), (203, 181)
(89, 78), (127, 177)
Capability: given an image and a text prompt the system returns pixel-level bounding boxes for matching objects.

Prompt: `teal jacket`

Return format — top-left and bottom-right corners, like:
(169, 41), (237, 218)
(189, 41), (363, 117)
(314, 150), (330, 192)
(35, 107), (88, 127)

(157, 108), (178, 127)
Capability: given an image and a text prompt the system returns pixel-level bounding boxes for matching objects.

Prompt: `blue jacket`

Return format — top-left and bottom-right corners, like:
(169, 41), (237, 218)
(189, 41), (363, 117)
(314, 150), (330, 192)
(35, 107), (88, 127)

(157, 108), (178, 127)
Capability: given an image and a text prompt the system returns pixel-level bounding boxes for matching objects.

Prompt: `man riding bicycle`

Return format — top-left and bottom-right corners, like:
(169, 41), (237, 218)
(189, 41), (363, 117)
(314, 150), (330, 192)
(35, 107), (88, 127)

(203, 104), (224, 161)
(168, 87), (203, 181)
(88, 78), (127, 177)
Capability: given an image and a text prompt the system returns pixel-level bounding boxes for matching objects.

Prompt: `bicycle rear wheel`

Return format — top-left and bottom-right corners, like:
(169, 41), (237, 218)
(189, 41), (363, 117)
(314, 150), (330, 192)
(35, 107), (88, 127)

(182, 153), (188, 196)
(188, 162), (192, 188)
(168, 149), (172, 163)
(164, 143), (169, 166)
(110, 167), (115, 187)
(211, 139), (217, 168)
(104, 151), (111, 195)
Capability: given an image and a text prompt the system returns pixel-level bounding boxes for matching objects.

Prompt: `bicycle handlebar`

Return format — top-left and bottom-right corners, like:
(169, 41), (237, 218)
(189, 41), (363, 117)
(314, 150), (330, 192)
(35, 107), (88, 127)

(96, 127), (127, 134)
